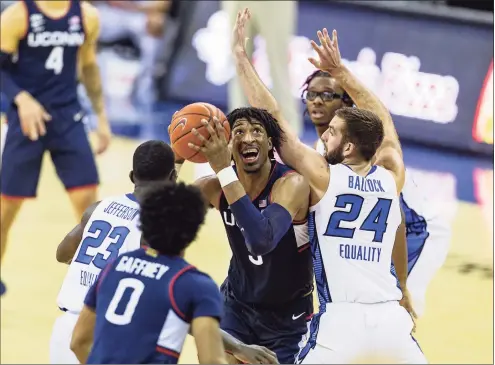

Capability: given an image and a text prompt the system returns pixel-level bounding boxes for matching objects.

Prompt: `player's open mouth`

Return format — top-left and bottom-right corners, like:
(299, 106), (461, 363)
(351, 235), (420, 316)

(311, 110), (325, 119)
(240, 147), (260, 164)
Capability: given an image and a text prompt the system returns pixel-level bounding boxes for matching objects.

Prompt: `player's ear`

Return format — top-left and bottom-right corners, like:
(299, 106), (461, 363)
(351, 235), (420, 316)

(267, 137), (273, 151)
(343, 141), (354, 157)
(168, 169), (178, 182)
(129, 171), (135, 184)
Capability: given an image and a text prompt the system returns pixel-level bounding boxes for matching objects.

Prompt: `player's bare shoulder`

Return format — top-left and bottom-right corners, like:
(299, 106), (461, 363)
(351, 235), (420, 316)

(80, 1), (100, 38)
(271, 171), (310, 216)
(0, 1), (28, 51)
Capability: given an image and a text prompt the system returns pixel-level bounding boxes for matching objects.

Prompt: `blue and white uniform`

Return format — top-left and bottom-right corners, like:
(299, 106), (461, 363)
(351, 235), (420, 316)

(316, 139), (451, 317)
(296, 161), (427, 364)
(50, 193), (142, 364)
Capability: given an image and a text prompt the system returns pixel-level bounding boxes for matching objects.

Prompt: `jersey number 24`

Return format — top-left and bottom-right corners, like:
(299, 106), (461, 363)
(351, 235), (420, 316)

(74, 220), (130, 269)
(325, 194), (392, 243)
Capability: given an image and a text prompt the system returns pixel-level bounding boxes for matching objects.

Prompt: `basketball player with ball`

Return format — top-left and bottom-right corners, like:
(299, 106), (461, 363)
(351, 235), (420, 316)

(169, 103), (314, 364)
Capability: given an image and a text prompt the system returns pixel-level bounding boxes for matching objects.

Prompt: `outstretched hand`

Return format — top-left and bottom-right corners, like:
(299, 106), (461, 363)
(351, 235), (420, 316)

(232, 8), (251, 52)
(188, 117), (232, 173)
(308, 28), (343, 74)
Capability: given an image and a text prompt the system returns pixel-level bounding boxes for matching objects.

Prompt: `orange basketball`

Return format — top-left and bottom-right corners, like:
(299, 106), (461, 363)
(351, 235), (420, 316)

(168, 102), (229, 163)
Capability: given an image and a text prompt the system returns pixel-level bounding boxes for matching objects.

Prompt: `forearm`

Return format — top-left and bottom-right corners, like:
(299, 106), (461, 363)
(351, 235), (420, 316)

(233, 49), (305, 167)
(0, 67), (24, 103)
(332, 66), (399, 147)
(71, 339), (92, 364)
(221, 330), (243, 355)
(136, 0), (170, 13)
(80, 62), (105, 117)
(392, 219), (408, 290)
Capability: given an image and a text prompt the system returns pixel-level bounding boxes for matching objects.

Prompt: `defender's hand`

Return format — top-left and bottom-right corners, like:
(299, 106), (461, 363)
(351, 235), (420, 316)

(308, 29), (343, 75)
(188, 117), (231, 173)
(15, 91), (51, 141)
(399, 287), (417, 332)
(233, 344), (279, 364)
(232, 8), (251, 53)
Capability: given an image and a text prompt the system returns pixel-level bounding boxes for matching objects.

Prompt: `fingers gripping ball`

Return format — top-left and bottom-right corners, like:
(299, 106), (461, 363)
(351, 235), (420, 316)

(169, 103), (230, 163)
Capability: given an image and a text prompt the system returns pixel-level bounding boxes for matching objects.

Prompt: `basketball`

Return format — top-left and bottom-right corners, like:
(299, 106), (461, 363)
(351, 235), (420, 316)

(169, 102), (230, 163)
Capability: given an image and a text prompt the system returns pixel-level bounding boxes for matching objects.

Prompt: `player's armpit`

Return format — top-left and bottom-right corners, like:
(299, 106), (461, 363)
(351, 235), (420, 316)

(194, 175), (222, 210)
(71, 305), (96, 364)
(56, 201), (101, 264)
(192, 317), (228, 364)
(373, 145), (405, 193)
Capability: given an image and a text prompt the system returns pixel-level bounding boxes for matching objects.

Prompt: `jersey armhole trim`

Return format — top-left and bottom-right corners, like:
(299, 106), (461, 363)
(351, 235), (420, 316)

(309, 165), (333, 213)
(168, 265), (196, 322)
(19, 0), (29, 39)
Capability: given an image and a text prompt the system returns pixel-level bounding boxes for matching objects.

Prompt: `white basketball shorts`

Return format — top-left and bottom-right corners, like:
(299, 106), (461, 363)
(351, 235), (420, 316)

(296, 301), (428, 364)
(49, 311), (80, 364)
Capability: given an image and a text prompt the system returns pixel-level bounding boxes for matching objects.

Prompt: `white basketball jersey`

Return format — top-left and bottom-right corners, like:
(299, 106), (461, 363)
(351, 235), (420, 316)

(310, 163), (403, 303)
(57, 194), (142, 313)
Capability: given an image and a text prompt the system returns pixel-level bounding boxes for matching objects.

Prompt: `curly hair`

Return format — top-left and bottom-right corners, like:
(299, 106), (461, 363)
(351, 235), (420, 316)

(132, 140), (175, 181)
(139, 182), (206, 255)
(227, 107), (285, 158)
(336, 107), (384, 161)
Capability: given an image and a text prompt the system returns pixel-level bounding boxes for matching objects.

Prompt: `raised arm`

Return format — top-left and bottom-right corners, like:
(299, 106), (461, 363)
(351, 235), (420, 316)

(309, 29), (405, 192)
(231, 9), (328, 195)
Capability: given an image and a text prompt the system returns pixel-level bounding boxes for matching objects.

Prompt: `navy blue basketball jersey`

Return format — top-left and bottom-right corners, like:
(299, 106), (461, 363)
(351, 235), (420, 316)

(219, 162), (313, 307)
(84, 247), (222, 364)
(10, 0), (85, 108)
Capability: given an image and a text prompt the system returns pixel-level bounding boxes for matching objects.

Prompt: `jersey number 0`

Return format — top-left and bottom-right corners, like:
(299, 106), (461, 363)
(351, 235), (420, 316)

(324, 194), (392, 243)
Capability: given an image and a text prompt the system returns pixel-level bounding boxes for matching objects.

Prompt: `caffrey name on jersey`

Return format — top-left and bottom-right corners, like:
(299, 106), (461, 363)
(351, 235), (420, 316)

(348, 175), (385, 193)
(27, 31), (85, 48)
(103, 201), (139, 221)
(115, 256), (169, 280)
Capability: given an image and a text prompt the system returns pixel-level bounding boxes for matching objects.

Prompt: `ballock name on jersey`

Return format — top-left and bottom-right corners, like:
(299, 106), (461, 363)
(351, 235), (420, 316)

(27, 31), (85, 47)
(348, 175), (385, 193)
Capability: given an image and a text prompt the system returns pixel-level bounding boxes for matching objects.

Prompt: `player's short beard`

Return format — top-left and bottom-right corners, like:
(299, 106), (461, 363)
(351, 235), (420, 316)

(325, 140), (346, 165)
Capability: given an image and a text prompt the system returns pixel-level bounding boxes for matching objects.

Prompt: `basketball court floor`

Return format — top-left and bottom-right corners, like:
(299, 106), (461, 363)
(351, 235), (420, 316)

(0, 136), (493, 364)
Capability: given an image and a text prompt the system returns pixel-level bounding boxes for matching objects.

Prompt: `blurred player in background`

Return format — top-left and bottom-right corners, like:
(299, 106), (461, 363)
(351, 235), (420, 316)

(50, 140), (176, 364)
(304, 70), (451, 318)
(0, 0), (112, 295)
(71, 182), (228, 364)
(93, 0), (171, 105)
(222, 0), (301, 134)
(232, 9), (427, 362)
(181, 108), (313, 364)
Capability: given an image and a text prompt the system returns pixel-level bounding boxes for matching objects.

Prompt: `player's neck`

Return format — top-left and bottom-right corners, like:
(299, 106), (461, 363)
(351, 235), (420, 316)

(314, 124), (328, 139)
(236, 160), (273, 200)
(133, 182), (163, 202)
(342, 158), (374, 177)
(35, 1), (71, 15)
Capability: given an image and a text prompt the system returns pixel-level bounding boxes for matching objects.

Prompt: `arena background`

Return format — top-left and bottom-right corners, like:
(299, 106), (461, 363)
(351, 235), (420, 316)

(0, 1), (493, 364)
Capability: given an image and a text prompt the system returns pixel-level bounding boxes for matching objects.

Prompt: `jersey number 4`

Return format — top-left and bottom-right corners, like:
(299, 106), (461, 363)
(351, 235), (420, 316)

(45, 46), (64, 75)
(74, 220), (130, 269)
(325, 194), (392, 243)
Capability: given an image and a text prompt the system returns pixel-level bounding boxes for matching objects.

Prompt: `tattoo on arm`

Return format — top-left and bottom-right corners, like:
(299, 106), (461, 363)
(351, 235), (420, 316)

(81, 63), (104, 115)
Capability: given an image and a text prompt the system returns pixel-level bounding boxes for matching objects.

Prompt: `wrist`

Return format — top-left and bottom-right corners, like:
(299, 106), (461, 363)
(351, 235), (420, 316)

(232, 46), (246, 57)
(14, 91), (30, 105)
(216, 166), (238, 188)
(329, 65), (349, 79)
